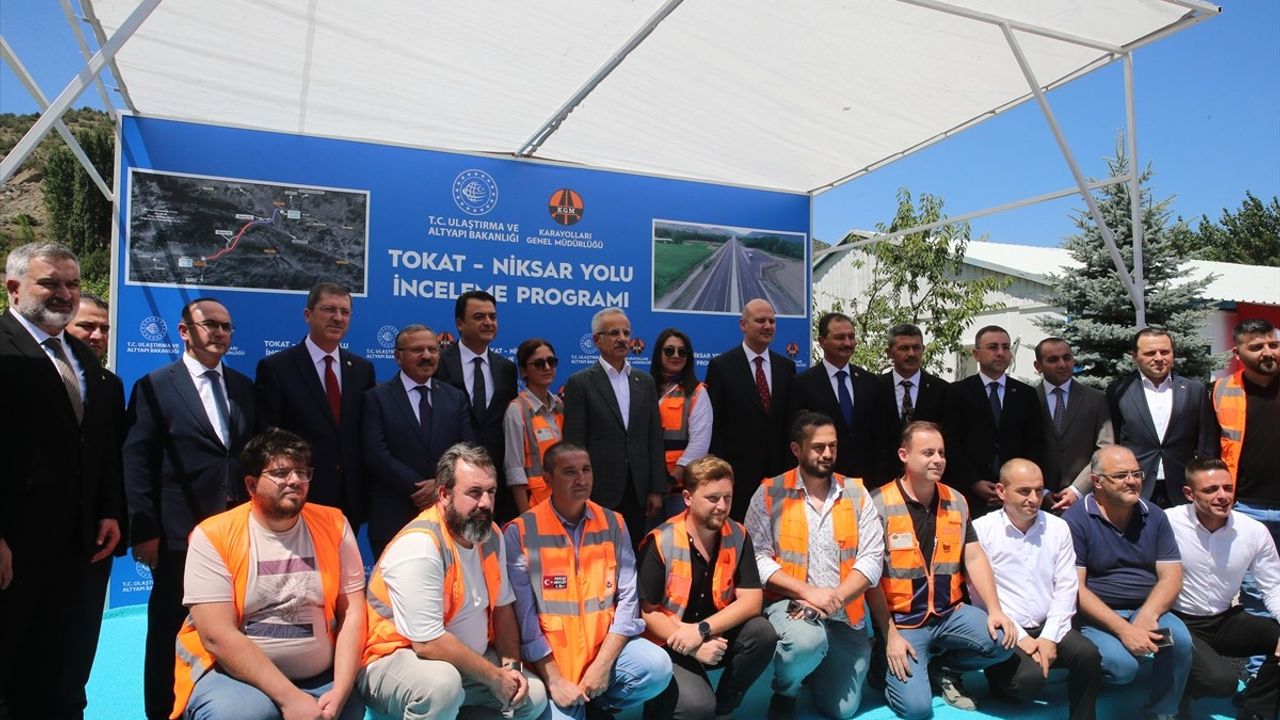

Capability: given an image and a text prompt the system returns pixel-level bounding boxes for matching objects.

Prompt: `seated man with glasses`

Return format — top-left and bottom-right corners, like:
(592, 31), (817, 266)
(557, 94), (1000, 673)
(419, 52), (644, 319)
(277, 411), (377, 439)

(171, 427), (368, 720)
(1064, 446), (1192, 720)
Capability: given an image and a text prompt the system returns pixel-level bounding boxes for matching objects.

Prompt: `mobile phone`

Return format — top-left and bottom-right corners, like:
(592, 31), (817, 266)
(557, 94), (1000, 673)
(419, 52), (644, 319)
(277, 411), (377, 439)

(1154, 627), (1174, 648)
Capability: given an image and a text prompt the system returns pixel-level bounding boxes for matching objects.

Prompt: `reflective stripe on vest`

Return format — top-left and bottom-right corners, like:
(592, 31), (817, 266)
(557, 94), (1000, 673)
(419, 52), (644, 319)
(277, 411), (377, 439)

(871, 480), (969, 629)
(660, 384), (702, 476)
(1212, 370), (1247, 481)
(760, 468), (868, 626)
(516, 391), (564, 506)
(649, 510), (743, 620)
(362, 505), (503, 667)
(171, 502), (347, 719)
(508, 500), (622, 684)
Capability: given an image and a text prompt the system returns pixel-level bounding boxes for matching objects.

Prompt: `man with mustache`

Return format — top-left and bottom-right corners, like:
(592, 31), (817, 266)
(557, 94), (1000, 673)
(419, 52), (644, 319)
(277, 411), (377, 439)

(640, 455), (777, 720)
(359, 444), (548, 720)
(1169, 458), (1280, 720)
(362, 324), (474, 556)
(172, 428), (367, 720)
(505, 442), (671, 720)
(1, 243), (124, 719)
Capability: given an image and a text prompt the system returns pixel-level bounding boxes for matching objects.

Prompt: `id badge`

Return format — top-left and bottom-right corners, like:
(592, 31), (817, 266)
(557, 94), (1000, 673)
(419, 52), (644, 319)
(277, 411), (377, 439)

(534, 427), (557, 442)
(888, 532), (916, 551)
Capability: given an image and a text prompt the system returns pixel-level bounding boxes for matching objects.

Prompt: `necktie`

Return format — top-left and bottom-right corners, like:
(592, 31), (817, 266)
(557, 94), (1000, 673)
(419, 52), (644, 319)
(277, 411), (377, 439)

(471, 357), (487, 419)
(204, 369), (232, 444)
(754, 356), (771, 414)
(1052, 386), (1066, 434)
(987, 381), (1002, 427)
(835, 369), (854, 427)
(323, 355), (342, 423)
(416, 384), (433, 442)
(43, 337), (84, 424)
(900, 379), (914, 424)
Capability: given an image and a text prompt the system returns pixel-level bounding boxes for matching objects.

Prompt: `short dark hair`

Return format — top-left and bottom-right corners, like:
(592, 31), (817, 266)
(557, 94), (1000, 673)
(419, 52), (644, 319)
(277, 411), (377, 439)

(684, 455), (733, 492)
(790, 411), (835, 446)
(887, 323), (923, 348)
(306, 282), (351, 309)
(437, 443), (494, 490)
(817, 312), (854, 339)
(650, 328), (697, 396)
(516, 338), (556, 369)
(974, 325), (1008, 345)
(181, 297), (223, 325)
(394, 324), (432, 350)
(1185, 457), (1230, 486)
(901, 420), (943, 449)
(240, 427), (311, 479)
(455, 290), (497, 321)
(1034, 336), (1069, 362)
(1234, 318), (1276, 345)
(79, 292), (109, 312)
(1132, 326), (1173, 352)
(542, 441), (588, 476)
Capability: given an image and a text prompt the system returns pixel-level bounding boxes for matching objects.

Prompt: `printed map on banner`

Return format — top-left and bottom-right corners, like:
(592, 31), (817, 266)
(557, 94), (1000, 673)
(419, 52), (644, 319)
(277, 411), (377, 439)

(126, 169), (369, 294)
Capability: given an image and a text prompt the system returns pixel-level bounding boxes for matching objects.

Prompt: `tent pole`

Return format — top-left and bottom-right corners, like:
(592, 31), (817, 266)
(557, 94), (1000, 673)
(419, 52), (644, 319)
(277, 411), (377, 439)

(59, 0), (117, 122)
(894, 0), (1120, 52)
(1124, 53), (1148, 328)
(0, 0), (162, 185)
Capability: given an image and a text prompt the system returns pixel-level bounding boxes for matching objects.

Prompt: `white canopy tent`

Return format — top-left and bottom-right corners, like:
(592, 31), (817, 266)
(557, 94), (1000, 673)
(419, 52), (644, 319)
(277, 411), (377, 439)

(2, 0), (1221, 326)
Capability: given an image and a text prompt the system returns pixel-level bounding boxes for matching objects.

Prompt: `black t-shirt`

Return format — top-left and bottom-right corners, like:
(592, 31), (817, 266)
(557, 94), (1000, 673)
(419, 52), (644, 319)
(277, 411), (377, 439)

(894, 480), (977, 568)
(1237, 376), (1280, 504)
(637, 526), (762, 623)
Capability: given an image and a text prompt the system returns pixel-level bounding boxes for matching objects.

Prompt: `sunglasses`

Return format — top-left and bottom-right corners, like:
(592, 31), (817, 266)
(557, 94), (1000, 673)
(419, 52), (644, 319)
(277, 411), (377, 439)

(526, 356), (559, 370)
(786, 600), (821, 625)
(662, 346), (690, 358)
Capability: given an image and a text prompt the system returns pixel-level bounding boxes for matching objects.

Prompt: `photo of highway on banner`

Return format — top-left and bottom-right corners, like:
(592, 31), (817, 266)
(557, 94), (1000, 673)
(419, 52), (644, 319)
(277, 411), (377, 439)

(652, 219), (805, 316)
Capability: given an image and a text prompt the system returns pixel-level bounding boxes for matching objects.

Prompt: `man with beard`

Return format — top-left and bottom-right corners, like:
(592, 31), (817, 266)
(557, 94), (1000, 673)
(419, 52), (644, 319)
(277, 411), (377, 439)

(359, 444), (547, 720)
(1169, 458), (1280, 720)
(172, 428), (367, 720)
(505, 442), (671, 720)
(640, 455), (777, 720)
(1, 243), (123, 719)
(362, 324), (474, 556)
(744, 412), (886, 720)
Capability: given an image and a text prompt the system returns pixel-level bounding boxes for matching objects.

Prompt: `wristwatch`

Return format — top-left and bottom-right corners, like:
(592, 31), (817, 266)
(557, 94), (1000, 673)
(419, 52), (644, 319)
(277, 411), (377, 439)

(502, 660), (523, 673)
(697, 621), (712, 640)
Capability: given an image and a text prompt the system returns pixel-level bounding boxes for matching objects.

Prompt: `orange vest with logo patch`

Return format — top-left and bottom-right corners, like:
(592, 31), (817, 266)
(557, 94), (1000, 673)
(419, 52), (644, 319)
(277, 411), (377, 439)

(871, 480), (968, 629)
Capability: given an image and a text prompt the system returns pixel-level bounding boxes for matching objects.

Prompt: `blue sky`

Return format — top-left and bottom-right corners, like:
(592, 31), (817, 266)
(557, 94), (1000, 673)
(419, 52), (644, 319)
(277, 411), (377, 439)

(3, 1), (1277, 250)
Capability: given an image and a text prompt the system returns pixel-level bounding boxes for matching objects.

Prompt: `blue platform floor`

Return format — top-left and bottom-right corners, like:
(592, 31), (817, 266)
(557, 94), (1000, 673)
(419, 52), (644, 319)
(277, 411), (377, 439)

(86, 606), (1241, 719)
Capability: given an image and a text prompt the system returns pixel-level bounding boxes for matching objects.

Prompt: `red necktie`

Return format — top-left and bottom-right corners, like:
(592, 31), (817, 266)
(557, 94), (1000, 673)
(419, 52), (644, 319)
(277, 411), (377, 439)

(324, 355), (342, 423)
(755, 356), (771, 414)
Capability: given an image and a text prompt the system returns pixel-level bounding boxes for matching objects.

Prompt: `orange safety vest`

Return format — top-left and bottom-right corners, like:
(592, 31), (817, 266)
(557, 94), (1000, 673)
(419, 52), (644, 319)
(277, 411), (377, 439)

(515, 391), (564, 506)
(171, 502), (347, 719)
(871, 480), (969, 629)
(648, 510), (744, 621)
(761, 469), (868, 626)
(507, 500), (623, 684)
(659, 383), (704, 479)
(1211, 369), (1247, 482)
(362, 505), (504, 667)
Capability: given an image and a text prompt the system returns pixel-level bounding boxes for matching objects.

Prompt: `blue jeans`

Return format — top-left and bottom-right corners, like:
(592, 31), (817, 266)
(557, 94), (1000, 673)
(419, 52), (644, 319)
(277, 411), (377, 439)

(1078, 610), (1193, 717)
(764, 600), (872, 719)
(542, 637), (672, 720)
(881, 604), (1013, 720)
(1235, 501), (1280, 675)
(186, 667), (365, 720)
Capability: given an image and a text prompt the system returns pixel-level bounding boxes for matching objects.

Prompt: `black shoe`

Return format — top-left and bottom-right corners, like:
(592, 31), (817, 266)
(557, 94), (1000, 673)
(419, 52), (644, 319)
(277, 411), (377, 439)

(767, 693), (796, 720)
(585, 702), (614, 720)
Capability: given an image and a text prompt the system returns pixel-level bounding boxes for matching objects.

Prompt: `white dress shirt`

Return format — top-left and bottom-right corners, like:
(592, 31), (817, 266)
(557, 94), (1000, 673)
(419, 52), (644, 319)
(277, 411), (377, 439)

(891, 370), (921, 419)
(743, 342), (772, 394)
(598, 357), (631, 430)
(1047, 378), (1072, 417)
(1169, 504), (1280, 619)
(398, 373), (434, 424)
(823, 360), (855, 411)
(1141, 375), (1174, 480)
(971, 509), (1078, 643)
(182, 353), (230, 445)
(662, 383), (712, 468)
(459, 344), (494, 408)
(11, 309), (87, 400)
(304, 335), (341, 392)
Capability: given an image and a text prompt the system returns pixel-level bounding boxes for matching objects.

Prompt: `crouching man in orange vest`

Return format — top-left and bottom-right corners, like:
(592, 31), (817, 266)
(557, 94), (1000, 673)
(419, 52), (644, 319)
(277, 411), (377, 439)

(639, 455), (778, 719)
(358, 444), (548, 720)
(743, 411), (886, 720)
(503, 441), (672, 720)
(172, 427), (368, 720)
(865, 421), (1018, 720)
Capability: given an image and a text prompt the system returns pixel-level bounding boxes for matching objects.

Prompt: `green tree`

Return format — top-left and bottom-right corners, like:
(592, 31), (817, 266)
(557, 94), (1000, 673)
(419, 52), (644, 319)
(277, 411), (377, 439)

(1175, 191), (1280, 267)
(1036, 144), (1221, 387)
(41, 124), (115, 283)
(814, 188), (1009, 372)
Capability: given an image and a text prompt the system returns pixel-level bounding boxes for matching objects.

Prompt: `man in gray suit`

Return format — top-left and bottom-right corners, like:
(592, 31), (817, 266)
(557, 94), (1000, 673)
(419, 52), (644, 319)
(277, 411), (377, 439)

(562, 307), (666, 546)
(1033, 337), (1113, 512)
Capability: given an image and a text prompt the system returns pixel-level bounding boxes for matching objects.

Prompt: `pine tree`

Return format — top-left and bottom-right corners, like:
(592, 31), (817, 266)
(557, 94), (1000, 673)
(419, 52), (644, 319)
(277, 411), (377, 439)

(1037, 141), (1221, 387)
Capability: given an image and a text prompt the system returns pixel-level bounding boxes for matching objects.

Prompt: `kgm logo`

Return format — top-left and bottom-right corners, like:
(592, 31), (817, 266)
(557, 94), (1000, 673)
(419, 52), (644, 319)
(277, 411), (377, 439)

(548, 188), (584, 226)
(453, 169), (499, 216)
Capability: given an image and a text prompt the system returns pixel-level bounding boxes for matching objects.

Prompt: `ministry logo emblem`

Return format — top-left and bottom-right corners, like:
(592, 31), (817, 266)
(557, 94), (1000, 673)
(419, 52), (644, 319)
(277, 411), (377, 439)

(453, 169), (499, 216)
(377, 325), (399, 350)
(139, 316), (168, 342)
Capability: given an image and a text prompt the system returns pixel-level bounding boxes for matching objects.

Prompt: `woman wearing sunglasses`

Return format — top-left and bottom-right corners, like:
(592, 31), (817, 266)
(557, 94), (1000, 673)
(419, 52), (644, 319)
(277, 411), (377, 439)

(503, 338), (564, 513)
(649, 328), (714, 524)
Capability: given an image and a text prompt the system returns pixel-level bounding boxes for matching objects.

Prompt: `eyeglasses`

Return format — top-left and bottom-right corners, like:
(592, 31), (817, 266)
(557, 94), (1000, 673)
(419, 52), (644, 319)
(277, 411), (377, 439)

(786, 600), (821, 625)
(259, 467), (314, 486)
(526, 356), (559, 370)
(313, 305), (351, 317)
(662, 346), (689, 358)
(193, 320), (234, 333)
(596, 328), (632, 339)
(1100, 470), (1145, 482)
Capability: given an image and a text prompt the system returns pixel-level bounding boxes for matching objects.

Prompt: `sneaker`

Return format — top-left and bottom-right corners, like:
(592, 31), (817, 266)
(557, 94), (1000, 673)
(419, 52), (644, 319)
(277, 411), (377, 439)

(931, 668), (977, 711)
(767, 693), (796, 720)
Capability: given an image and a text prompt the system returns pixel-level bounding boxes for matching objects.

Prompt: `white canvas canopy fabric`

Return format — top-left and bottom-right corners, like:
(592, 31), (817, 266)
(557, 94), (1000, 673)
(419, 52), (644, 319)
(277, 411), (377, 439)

(83, 0), (1212, 194)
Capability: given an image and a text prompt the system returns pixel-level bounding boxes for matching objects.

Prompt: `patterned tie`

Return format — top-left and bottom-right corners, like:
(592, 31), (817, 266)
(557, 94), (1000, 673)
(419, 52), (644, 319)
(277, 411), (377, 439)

(43, 337), (84, 424)
(988, 381), (1002, 427)
(1052, 386), (1066, 434)
(754, 356), (771, 414)
(835, 369), (854, 427)
(323, 355), (342, 424)
(204, 369), (232, 445)
(471, 357), (487, 419)
(416, 384), (433, 442)
(900, 379), (914, 424)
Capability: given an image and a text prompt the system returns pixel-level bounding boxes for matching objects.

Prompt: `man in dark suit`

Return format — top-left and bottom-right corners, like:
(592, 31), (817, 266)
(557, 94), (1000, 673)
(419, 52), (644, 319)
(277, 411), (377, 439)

(788, 312), (885, 484)
(0, 243), (123, 720)
(562, 307), (666, 546)
(1106, 327), (1215, 507)
(434, 290), (518, 520)
(942, 325), (1044, 517)
(878, 323), (947, 484)
(1032, 337), (1113, 512)
(706, 298), (796, 519)
(123, 297), (255, 720)
(254, 281), (375, 528)
(362, 324), (474, 555)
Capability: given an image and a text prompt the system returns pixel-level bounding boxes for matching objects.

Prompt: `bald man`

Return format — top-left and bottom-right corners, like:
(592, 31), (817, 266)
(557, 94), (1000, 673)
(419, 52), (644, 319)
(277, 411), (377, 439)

(971, 460), (1101, 720)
